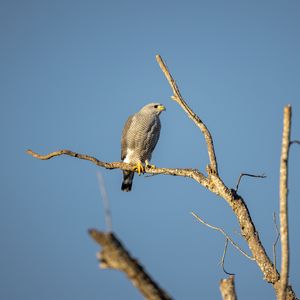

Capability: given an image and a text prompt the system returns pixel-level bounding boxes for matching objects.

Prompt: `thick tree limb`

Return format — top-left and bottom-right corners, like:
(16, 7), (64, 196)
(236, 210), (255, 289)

(220, 275), (237, 300)
(89, 229), (172, 300)
(279, 105), (291, 300)
(156, 55), (218, 175)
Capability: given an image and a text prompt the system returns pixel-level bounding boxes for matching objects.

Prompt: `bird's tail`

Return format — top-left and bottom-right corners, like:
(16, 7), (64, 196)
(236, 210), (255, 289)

(121, 171), (134, 192)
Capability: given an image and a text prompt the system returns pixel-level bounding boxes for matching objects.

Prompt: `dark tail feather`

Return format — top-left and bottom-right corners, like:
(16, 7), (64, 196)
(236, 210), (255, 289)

(121, 171), (134, 192)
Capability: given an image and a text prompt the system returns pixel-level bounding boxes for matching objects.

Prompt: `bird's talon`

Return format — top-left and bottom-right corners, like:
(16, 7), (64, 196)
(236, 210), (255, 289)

(133, 162), (145, 175)
(145, 160), (156, 169)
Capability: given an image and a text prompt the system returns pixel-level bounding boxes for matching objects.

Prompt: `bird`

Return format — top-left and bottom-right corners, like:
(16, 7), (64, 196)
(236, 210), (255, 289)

(121, 103), (166, 192)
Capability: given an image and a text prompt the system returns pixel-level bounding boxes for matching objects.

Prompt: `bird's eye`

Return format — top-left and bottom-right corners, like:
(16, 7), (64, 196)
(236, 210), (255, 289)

(154, 105), (158, 108)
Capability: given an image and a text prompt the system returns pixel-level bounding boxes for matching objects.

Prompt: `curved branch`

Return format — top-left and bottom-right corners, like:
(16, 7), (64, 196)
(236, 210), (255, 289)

(156, 55), (218, 175)
(220, 239), (235, 276)
(235, 173), (266, 192)
(26, 149), (208, 186)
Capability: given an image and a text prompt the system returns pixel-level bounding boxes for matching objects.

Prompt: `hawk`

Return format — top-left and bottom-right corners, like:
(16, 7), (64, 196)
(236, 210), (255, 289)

(121, 103), (166, 192)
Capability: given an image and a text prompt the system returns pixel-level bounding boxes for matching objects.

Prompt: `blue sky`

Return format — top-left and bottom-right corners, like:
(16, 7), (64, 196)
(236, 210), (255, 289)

(1, 0), (299, 299)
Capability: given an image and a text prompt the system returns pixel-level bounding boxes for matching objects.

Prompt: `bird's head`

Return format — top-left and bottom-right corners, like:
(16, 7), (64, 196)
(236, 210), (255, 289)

(140, 103), (166, 116)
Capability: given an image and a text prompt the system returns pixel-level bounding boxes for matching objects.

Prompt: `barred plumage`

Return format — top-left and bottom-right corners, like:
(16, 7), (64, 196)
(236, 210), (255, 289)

(121, 103), (165, 192)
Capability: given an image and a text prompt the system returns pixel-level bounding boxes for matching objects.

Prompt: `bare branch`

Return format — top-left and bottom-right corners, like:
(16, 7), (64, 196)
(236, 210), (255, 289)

(27, 57), (298, 299)
(191, 212), (254, 261)
(155, 58), (290, 294)
(155, 56), (297, 298)
(156, 54), (218, 175)
(235, 173), (266, 192)
(156, 55), (295, 299)
(290, 140), (300, 145)
(220, 239), (235, 276)
(97, 172), (113, 232)
(279, 105), (291, 300)
(89, 229), (172, 300)
(220, 275), (237, 300)
(26, 149), (208, 186)
(273, 212), (280, 274)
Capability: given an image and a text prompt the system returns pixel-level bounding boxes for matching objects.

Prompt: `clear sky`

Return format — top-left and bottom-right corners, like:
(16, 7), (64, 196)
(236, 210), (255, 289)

(1, 0), (299, 299)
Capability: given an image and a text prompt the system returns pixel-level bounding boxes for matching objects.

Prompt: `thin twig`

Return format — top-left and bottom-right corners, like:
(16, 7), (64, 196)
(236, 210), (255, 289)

(279, 105), (291, 300)
(235, 173), (266, 192)
(273, 212), (280, 273)
(156, 54), (218, 175)
(220, 239), (235, 276)
(191, 211), (254, 261)
(97, 172), (113, 232)
(290, 140), (300, 145)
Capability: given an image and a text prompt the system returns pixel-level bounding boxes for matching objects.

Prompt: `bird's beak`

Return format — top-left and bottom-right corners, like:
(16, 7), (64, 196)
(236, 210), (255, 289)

(158, 105), (166, 112)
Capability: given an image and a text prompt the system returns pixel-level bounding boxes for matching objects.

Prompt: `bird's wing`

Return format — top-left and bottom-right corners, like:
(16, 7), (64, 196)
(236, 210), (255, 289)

(149, 118), (161, 154)
(121, 115), (134, 161)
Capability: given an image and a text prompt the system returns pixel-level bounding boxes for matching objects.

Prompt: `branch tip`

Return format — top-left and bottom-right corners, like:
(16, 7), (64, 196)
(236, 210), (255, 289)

(235, 173), (266, 192)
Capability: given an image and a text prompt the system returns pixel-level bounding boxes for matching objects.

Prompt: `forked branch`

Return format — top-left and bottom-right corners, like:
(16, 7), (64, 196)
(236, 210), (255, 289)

(26, 56), (297, 300)
(156, 55), (218, 175)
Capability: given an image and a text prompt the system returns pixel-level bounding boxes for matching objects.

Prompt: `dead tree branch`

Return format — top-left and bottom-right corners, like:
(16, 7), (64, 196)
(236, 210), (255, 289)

(155, 55), (218, 175)
(191, 211), (254, 261)
(235, 173), (266, 193)
(89, 229), (172, 300)
(279, 105), (291, 300)
(220, 275), (237, 300)
(26, 149), (208, 185)
(26, 56), (297, 299)
(155, 56), (296, 299)
(220, 239), (235, 276)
